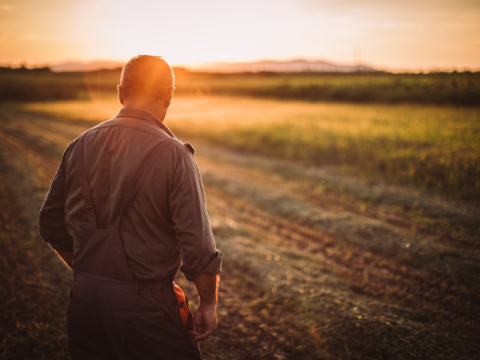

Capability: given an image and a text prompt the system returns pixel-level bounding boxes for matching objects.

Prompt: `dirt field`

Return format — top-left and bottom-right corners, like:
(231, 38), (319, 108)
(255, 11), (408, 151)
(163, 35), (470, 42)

(1, 106), (479, 359)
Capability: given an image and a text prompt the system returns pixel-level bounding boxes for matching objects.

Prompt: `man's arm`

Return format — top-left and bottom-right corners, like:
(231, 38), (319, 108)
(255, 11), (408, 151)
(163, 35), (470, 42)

(168, 145), (222, 341)
(191, 274), (219, 342)
(39, 143), (74, 267)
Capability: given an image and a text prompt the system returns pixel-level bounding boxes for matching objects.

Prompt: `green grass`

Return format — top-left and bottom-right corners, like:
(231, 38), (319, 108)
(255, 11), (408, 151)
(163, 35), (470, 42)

(166, 97), (480, 204)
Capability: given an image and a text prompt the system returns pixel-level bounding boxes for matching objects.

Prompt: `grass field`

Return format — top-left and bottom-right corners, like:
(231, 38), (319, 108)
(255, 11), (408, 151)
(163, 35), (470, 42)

(174, 70), (480, 106)
(0, 101), (479, 359)
(0, 68), (117, 101)
(16, 94), (480, 204)
(2, 67), (480, 106)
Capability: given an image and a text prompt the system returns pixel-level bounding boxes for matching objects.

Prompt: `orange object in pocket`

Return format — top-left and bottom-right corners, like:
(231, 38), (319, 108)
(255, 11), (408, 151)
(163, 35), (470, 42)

(173, 284), (189, 327)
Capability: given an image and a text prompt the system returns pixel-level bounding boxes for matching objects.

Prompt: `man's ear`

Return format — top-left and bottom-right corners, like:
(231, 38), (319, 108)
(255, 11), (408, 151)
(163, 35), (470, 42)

(118, 84), (124, 105)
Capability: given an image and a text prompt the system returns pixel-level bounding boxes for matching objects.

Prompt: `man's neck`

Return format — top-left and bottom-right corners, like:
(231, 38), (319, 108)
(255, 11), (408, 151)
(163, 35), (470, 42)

(122, 101), (168, 122)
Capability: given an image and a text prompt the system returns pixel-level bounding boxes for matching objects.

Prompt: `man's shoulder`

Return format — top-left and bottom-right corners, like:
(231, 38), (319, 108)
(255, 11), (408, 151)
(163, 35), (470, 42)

(167, 139), (197, 161)
(62, 120), (196, 167)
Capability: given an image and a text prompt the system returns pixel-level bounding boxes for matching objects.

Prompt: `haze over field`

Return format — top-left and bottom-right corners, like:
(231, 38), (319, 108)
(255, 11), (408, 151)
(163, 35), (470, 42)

(1, 0), (480, 71)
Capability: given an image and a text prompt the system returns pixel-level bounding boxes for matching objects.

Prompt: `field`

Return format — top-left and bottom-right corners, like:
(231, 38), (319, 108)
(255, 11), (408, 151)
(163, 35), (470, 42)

(174, 70), (480, 106)
(1, 93), (479, 359)
(17, 95), (480, 203)
(2, 67), (480, 106)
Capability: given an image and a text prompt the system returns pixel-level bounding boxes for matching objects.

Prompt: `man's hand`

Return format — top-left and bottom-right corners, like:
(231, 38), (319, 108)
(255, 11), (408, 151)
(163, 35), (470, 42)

(191, 274), (219, 342)
(191, 304), (217, 342)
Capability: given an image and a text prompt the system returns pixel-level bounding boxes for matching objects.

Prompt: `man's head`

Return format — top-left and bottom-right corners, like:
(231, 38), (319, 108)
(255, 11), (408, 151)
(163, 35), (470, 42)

(118, 55), (175, 111)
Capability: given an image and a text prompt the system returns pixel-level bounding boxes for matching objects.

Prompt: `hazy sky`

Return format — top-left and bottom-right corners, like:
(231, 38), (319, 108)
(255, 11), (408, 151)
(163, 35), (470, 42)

(1, 0), (479, 70)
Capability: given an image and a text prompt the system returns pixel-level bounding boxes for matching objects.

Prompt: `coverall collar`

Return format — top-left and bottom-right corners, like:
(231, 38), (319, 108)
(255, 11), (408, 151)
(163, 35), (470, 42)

(116, 107), (176, 138)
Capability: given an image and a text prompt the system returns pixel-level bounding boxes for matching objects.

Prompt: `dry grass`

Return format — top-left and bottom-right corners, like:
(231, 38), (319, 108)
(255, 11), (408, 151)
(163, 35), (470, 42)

(0, 139), (71, 359)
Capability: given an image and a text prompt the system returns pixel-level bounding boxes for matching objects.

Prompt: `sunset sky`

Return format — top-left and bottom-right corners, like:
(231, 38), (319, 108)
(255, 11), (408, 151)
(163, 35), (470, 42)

(1, 0), (479, 71)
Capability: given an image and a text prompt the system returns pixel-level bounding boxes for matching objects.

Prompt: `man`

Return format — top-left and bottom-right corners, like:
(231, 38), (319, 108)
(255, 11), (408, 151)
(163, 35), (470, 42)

(39, 55), (222, 360)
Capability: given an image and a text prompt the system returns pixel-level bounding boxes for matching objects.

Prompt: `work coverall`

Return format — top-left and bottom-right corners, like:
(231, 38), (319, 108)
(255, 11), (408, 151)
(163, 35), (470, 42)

(39, 108), (222, 359)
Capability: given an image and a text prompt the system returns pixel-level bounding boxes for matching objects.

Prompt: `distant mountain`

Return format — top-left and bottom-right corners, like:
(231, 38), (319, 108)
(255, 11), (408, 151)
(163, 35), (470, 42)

(50, 61), (124, 72)
(188, 59), (376, 73)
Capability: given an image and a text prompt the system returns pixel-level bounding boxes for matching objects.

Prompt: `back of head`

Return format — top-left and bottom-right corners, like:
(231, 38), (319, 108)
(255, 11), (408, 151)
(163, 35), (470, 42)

(120, 55), (174, 105)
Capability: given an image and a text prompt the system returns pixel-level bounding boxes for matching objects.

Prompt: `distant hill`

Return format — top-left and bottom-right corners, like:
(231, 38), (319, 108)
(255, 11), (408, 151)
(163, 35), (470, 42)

(187, 59), (377, 73)
(49, 61), (124, 72)
(48, 59), (376, 73)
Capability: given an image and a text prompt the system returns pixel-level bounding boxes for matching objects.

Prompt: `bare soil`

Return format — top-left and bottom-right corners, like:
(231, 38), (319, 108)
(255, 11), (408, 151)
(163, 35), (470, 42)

(0, 109), (479, 359)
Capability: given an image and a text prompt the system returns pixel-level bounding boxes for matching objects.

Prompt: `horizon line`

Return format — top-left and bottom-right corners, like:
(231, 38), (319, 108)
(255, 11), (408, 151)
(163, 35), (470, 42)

(1, 57), (479, 73)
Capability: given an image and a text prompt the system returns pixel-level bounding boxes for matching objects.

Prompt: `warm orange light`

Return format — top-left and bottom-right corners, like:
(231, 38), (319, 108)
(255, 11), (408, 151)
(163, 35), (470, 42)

(1, 0), (479, 71)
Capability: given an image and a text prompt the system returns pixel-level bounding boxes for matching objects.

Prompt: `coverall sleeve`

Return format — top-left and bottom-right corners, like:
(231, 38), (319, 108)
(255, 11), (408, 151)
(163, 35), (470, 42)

(169, 146), (222, 281)
(38, 144), (74, 252)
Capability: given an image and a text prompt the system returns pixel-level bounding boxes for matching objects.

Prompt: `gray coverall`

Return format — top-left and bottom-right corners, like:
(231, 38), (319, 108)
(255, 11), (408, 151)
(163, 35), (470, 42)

(39, 108), (222, 359)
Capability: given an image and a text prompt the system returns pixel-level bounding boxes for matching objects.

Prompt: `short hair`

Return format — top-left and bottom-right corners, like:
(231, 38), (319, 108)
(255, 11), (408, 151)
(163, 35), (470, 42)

(120, 55), (175, 102)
